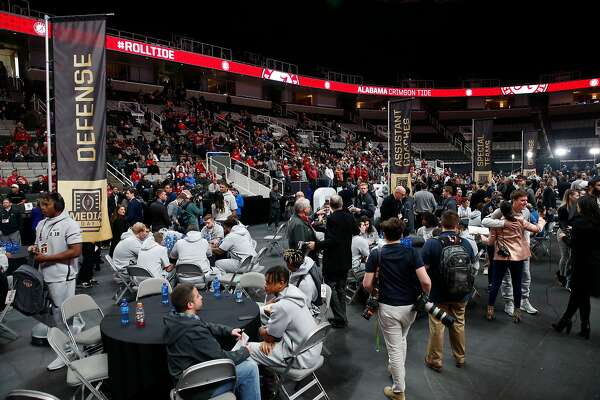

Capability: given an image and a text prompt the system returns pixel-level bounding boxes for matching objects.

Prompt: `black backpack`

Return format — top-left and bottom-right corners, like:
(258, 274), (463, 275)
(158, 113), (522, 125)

(436, 236), (474, 300)
(295, 265), (323, 307)
(12, 264), (50, 316)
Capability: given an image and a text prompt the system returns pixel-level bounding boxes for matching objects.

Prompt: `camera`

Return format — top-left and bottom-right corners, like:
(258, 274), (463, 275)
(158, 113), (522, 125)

(413, 293), (455, 327)
(362, 291), (379, 320)
(496, 245), (510, 258)
(296, 241), (310, 252)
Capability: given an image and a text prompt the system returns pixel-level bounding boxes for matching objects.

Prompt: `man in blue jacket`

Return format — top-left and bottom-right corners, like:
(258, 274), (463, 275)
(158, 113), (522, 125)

(125, 188), (144, 227)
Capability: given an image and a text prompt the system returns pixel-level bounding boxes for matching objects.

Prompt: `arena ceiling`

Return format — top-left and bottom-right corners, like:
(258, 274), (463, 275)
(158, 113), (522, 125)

(29, 0), (595, 86)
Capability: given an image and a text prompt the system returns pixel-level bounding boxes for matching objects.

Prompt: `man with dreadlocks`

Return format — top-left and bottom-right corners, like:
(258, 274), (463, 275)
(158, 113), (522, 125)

(284, 249), (323, 318)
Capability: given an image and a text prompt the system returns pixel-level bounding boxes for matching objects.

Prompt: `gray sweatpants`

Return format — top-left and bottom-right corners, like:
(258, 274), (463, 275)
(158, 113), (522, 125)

(501, 259), (531, 303)
(47, 280), (76, 328)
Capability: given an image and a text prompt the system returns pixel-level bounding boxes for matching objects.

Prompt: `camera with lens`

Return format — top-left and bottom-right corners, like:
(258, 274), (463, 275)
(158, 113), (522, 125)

(362, 289), (379, 320)
(413, 293), (455, 327)
(496, 245), (510, 258)
(296, 241), (310, 252)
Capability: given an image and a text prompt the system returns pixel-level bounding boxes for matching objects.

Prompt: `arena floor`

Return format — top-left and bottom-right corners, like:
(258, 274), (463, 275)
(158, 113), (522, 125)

(1, 224), (600, 400)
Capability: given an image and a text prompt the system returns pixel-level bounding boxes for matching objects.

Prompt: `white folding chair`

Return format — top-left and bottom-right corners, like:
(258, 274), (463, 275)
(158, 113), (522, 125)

(47, 327), (109, 400)
(263, 222), (287, 255)
(319, 284), (332, 323)
(61, 294), (104, 358)
(238, 272), (266, 303)
(126, 265), (154, 289)
(136, 278), (172, 300)
(176, 263), (209, 290)
(104, 255), (135, 305)
(222, 256), (254, 291)
(6, 389), (61, 400)
(170, 359), (237, 400)
(0, 274), (18, 344)
(269, 323), (331, 400)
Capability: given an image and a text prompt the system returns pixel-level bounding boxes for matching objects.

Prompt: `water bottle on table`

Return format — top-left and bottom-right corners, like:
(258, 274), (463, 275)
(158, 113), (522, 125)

(213, 273), (221, 298)
(120, 299), (129, 327)
(161, 281), (169, 305)
(234, 286), (243, 303)
(135, 302), (145, 328)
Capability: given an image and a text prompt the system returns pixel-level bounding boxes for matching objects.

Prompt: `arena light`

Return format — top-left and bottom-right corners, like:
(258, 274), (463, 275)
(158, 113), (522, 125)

(554, 147), (569, 157)
(526, 151), (533, 159)
(590, 148), (600, 155)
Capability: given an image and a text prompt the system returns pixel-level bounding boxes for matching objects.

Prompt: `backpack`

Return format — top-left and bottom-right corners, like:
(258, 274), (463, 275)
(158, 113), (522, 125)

(12, 264), (50, 316)
(436, 236), (474, 300)
(295, 265), (323, 307)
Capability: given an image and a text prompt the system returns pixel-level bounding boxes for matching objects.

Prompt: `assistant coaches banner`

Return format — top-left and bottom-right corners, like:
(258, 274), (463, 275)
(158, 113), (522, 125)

(472, 119), (494, 184)
(53, 17), (111, 242)
(522, 130), (537, 176)
(388, 99), (413, 191)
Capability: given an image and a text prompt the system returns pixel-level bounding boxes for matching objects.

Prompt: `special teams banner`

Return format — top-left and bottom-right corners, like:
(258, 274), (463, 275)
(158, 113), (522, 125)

(522, 130), (538, 176)
(472, 119), (494, 184)
(53, 17), (111, 241)
(388, 99), (413, 191)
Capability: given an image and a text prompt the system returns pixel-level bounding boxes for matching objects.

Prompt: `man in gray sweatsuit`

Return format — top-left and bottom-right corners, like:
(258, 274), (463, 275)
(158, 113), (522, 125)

(482, 190), (538, 316)
(249, 266), (322, 369)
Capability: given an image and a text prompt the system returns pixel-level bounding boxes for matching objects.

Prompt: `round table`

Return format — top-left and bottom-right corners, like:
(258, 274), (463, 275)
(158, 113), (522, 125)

(100, 293), (260, 400)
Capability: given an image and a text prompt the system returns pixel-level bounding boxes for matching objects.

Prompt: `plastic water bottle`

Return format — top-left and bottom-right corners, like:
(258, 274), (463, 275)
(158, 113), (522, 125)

(161, 281), (170, 305)
(120, 299), (129, 327)
(212, 273), (221, 299)
(135, 302), (145, 328)
(234, 286), (243, 303)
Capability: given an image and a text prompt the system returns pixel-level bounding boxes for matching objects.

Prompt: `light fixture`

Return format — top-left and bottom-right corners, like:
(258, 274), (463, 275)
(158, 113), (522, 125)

(554, 147), (569, 157)
(526, 151), (533, 159)
(590, 148), (600, 155)
(511, 154), (515, 159)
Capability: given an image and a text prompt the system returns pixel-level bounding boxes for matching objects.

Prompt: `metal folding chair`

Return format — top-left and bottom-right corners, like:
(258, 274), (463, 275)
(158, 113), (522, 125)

(263, 222), (287, 255)
(61, 294), (104, 358)
(223, 256), (253, 291)
(238, 271), (266, 303)
(0, 274), (18, 344)
(6, 389), (61, 400)
(136, 278), (172, 300)
(46, 327), (109, 400)
(104, 255), (135, 305)
(176, 263), (209, 290)
(268, 323), (331, 400)
(170, 359), (237, 400)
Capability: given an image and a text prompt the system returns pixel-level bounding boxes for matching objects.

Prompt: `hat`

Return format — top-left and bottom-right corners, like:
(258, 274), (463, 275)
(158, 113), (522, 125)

(11, 184), (19, 188)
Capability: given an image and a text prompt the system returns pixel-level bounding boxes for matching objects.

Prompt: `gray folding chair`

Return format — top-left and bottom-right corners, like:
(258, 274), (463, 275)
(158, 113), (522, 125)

(61, 294), (104, 358)
(6, 390), (61, 400)
(47, 327), (109, 400)
(104, 255), (135, 305)
(171, 359), (237, 400)
(222, 256), (253, 291)
(249, 247), (268, 272)
(263, 222), (287, 255)
(238, 272), (266, 303)
(0, 274), (18, 344)
(136, 278), (172, 300)
(176, 263), (209, 290)
(269, 323), (331, 400)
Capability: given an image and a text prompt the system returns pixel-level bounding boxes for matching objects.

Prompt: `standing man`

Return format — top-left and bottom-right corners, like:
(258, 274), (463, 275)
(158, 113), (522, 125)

(0, 198), (22, 245)
(310, 195), (358, 328)
(350, 182), (376, 220)
(125, 188), (144, 227)
(421, 211), (475, 372)
(31, 192), (82, 371)
(219, 180), (238, 218)
(413, 183), (437, 230)
(441, 186), (458, 213)
(148, 189), (170, 232)
(380, 186), (406, 224)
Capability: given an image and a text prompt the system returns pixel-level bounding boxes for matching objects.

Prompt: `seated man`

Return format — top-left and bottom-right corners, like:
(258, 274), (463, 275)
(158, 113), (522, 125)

(112, 222), (149, 269)
(137, 232), (174, 279)
(200, 214), (225, 246)
(213, 217), (257, 274)
(249, 266), (322, 369)
(164, 284), (260, 400)
(283, 249), (322, 317)
(170, 226), (212, 279)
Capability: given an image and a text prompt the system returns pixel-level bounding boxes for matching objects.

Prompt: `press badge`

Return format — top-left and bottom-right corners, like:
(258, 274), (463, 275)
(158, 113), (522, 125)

(1, 219), (8, 224)
(40, 243), (48, 254)
(321, 284), (327, 299)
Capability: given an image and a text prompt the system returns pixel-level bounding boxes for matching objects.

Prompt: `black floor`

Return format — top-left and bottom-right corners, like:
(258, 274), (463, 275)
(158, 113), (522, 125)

(1, 224), (600, 400)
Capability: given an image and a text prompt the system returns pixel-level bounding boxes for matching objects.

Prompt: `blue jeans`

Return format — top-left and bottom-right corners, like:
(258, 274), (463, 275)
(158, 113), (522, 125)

(211, 359), (260, 400)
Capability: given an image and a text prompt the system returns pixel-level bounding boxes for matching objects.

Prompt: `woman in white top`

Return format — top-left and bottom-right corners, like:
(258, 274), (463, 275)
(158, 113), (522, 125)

(211, 191), (231, 223)
(416, 212), (439, 241)
(358, 216), (379, 246)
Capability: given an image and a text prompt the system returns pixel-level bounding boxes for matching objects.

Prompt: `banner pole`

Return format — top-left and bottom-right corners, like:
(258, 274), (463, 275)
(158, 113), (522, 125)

(44, 14), (52, 192)
(387, 100), (390, 190)
(471, 119), (475, 180)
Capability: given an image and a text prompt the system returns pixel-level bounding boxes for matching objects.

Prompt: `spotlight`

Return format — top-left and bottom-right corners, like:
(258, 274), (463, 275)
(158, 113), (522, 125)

(554, 147), (569, 157)
(526, 151), (533, 159)
(590, 148), (600, 155)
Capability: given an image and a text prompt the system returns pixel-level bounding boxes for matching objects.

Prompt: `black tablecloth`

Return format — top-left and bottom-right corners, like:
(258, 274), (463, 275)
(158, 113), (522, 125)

(101, 294), (260, 400)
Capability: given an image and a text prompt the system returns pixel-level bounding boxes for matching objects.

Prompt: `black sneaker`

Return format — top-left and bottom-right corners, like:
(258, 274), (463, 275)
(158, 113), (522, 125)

(77, 281), (93, 289)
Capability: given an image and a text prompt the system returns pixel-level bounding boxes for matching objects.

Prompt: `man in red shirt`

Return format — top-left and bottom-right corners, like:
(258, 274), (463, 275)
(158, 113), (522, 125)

(6, 170), (19, 186)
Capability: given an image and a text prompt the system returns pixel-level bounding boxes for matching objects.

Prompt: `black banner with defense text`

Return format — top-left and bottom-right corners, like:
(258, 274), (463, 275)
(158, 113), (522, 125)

(522, 130), (538, 176)
(388, 99), (413, 191)
(53, 17), (111, 241)
(472, 119), (494, 184)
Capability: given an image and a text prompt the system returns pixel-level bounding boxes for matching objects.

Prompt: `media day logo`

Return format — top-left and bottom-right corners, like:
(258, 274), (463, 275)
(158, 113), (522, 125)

(71, 189), (103, 231)
(500, 84), (548, 96)
(116, 40), (175, 61)
(33, 21), (46, 36)
(261, 69), (300, 85)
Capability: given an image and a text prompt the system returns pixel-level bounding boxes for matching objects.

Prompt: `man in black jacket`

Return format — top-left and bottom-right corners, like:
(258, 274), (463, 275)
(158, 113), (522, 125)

(310, 195), (359, 328)
(164, 283), (260, 400)
(147, 189), (170, 232)
(0, 198), (22, 244)
(350, 182), (376, 219)
(380, 186), (407, 224)
(125, 188), (144, 227)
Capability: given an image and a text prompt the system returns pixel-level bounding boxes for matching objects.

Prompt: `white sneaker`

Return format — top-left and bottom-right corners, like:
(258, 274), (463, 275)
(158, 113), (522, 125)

(520, 300), (538, 315)
(504, 302), (515, 316)
(47, 355), (66, 371)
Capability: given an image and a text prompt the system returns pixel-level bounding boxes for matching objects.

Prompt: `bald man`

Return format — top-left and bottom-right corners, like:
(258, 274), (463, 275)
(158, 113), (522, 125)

(379, 186), (407, 224)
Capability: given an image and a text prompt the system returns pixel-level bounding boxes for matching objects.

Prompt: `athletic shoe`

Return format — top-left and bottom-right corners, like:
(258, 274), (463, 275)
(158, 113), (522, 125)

(383, 387), (405, 400)
(504, 302), (515, 316)
(47, 356), (66, 371)
(520, 300), (538, 315)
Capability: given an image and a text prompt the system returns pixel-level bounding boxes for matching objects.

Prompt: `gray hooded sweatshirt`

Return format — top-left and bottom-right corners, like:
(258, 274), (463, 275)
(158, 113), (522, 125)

(289, 256), (320, 316)
(219, 224), (257, 261)
(265, 284), (322, 368)
(170, 231), (212, 273)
